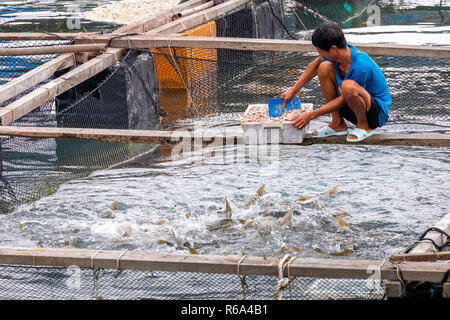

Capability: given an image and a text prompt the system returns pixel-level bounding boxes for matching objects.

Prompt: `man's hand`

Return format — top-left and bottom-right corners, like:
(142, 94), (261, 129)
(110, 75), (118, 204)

(280, 89), (297, 107)
(290, 112), (314, 130)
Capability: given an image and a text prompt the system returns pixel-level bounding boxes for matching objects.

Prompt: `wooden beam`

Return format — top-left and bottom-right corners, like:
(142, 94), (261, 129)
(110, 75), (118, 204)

(302, 133), (450, 147)
(390, 252), (450, 262)
(0, 246), (448, 282)
(74, 35), (450, 59)
(410, 213), (450, 254)
(0, 53), (75, 104)
(444, 283), (450, 299)
(0, 127), (448, 148)
(0, 126), (241, 145)
(0, 32), (91, 41)
(0, 44), (106, 56)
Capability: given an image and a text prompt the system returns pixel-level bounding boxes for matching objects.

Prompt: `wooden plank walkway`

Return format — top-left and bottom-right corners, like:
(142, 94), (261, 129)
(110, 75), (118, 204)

(0, 126), (449, 147)
(1, 246), (449, 282)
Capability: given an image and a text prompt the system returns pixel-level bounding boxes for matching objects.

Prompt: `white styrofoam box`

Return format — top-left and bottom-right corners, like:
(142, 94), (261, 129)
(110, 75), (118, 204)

(240, 103), (313, 144)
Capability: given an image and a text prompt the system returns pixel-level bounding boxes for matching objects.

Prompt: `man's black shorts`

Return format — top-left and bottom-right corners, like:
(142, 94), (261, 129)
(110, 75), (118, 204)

(338, 97), (381, 129)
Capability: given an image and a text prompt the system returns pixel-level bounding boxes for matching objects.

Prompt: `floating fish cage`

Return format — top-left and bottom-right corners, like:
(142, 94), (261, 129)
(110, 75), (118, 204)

(0, 0), (449, 300)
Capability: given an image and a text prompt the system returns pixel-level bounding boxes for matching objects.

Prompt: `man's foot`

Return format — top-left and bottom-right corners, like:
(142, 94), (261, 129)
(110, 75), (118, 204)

(311, 123), (347, 137)
(347, 126), (372, 140)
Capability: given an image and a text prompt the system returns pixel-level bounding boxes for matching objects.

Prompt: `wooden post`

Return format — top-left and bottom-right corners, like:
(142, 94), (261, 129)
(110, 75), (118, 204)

(386, 281), (404, 298)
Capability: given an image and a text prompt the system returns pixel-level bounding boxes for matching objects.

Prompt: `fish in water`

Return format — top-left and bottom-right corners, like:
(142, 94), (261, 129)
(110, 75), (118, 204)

(207, 219), (235, 232)
(331, 248), (354, 256)
(334, 215), (354, 232)
(157, 239), (174, 247)
(110, 200), (119, 210)
(340, 211), (352, 217)
(170, 227), (184, 247)
(68, 235), (74, 247)
(189, 248), (199, 254)
(223, 197), (232, 216)
(154, 220), (167, 226)
(257, 184), (265, 197)
(315, 248), (323, 253)
(244, 184), (266, 207)
(327, 186), (339, 195)
(296, 195), (312, 201)
(282, 208), (294, 227)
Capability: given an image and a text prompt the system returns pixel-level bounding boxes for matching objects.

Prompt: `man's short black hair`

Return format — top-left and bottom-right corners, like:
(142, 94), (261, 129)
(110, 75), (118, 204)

(311, 22), (347, 52)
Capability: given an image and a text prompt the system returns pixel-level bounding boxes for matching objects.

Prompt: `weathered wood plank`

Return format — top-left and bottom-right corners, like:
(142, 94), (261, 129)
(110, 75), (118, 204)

(74, 35), (450, 59)
(0, 44), (106, 56)
(0, 127), (448, 147)
(385, 281), (404, 298)
(0, 127), (448, 148)
(0, 32), (91, 41)
(390, 252), (450, 262)
(302, 133), (450, 147)
(0, 53), (75, 104)
(410, 213), (450, 254)
(0, 247), (448, 282)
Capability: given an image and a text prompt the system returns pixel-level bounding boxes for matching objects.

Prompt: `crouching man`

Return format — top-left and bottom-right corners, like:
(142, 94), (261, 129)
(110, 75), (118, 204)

(282, 22), (391, 142)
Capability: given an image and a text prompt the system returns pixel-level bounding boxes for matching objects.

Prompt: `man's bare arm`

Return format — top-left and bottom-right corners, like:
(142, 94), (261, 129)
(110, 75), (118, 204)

(281, 56), (322, 106)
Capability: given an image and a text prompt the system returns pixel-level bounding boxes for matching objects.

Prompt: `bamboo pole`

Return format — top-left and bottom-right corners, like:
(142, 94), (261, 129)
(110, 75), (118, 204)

(409, 212), (450, 254)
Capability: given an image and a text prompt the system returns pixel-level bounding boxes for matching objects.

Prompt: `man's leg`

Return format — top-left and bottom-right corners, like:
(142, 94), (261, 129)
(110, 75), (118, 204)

(312, 61), (347, 136)
(340, 79), (372, 140)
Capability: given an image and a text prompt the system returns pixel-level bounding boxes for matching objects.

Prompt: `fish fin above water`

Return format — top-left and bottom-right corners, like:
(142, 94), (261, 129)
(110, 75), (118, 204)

(256, 184), (266, 197)
(296, 195), (312, 201)
(282, 208), (294, 227)
(340, 211), (352, 217)
(327, 185), (339, 195)
(224, 197), (232, 215)
(110, 200), (119, 210)
(189, 248), (199, 254)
